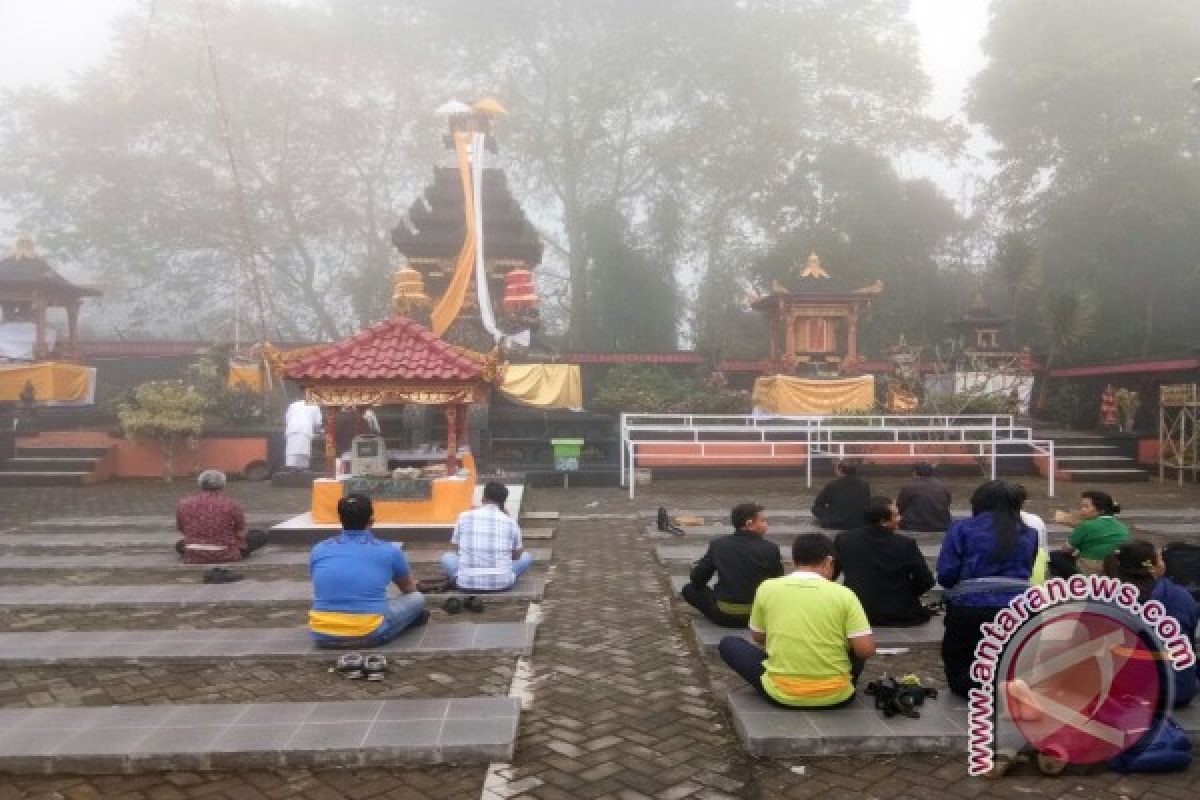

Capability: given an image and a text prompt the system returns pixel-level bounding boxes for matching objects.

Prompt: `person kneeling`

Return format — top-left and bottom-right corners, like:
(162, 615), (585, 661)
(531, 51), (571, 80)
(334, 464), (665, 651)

(719, 533), (876, 709)
(308, 494), (428, 649)
(682, 502), (783, 628)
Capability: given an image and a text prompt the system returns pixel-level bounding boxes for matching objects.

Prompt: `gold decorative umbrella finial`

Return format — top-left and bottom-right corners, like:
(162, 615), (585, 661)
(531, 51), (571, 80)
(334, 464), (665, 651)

(799, 252), (829, 279)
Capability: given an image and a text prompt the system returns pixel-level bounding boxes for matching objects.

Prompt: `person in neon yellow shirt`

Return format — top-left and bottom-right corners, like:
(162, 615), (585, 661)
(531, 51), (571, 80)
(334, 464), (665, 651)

(719, 533), (876, 708)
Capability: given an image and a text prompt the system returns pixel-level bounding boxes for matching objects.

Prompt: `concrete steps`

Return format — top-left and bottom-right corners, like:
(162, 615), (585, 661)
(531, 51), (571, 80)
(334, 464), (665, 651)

(0, 444), (109, 486)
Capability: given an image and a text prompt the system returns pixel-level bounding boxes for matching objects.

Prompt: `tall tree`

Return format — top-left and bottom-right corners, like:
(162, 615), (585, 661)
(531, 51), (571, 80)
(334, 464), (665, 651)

(0, 1), (452, 339)
(971, 0), (1200, 360)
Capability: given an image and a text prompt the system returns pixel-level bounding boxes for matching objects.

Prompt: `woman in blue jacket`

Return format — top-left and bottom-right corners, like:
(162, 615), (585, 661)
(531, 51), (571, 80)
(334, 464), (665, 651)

(1104, 539), (1198, 708)
(937, 480), (1039, 697)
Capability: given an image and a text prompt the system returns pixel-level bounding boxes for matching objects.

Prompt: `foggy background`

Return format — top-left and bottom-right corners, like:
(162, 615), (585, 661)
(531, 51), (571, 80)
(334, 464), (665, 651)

(0, 0), (1196, 367)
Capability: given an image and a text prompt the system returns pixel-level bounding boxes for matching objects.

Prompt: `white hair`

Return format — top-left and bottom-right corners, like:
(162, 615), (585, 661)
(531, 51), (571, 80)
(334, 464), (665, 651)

(198, 469), (227, 491)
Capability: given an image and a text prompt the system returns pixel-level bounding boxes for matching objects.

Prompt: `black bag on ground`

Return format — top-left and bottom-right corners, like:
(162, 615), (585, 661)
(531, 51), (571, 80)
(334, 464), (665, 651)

(1163, 543), (1200, 602)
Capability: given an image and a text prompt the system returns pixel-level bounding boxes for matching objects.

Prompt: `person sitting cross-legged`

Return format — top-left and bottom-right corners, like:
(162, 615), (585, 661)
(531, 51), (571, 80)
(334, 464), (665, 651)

(441, 481), (533, 592)
(682, 502), (784, 628)
(811, 461), (871, 530)
(308, 494), (428, 649)
(174, 469), (267, 564)
(896, 462), (952, 533)
(719, 533), (876, 709)
(835, 496), (935, 627)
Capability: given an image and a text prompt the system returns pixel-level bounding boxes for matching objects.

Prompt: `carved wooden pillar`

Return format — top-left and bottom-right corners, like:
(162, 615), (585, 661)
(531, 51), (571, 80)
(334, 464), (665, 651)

(323, 406), (337, 478)
(768, 311), (778, 367)
(784, 311), (796, 368)
(65, 301), (81, 360)
(444, 404), (459, 474)
(846, 309), (860, 369)
(32, 293), (47, 360)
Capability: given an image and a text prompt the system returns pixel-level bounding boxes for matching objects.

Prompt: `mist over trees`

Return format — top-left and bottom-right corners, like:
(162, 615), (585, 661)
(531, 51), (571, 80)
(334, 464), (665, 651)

(0, 0), (1197, 365)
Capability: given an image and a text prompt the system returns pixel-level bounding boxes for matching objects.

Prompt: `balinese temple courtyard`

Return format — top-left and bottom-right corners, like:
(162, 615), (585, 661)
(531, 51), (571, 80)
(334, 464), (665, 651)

(1, 472), (1199, 799)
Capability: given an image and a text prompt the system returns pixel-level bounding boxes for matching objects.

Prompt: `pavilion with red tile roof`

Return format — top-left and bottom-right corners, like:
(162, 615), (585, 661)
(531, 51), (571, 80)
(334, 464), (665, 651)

(284, 316), (491, 477)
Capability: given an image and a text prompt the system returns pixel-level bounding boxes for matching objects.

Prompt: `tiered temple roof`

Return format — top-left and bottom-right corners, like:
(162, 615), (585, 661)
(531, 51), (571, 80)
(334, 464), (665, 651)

(391, 168), (542, 266)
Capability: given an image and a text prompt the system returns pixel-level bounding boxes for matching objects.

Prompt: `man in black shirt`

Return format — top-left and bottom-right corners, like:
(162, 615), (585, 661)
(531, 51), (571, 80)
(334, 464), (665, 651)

(834, 496), (935, 627)
(811, 462), (871, 530)
(896, 462), (953, 532)
(682, 503), (784, 628)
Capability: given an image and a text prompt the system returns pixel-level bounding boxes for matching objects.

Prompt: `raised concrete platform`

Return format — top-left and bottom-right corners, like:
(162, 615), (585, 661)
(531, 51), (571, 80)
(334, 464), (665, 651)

(669, 575), (945, 603)
(646, 522), (1072, 539)
(0, 547), (551, 570)
(521, 511), (559, 521)
(690, 618), (944, 650)
(522, 527), (555, 540)
(0, 622), (536, 665)
(656, 542), (1064, 565)
(0, 697), (519, 772)
(0, 576), (548, 610)
(269, 484), (526, 545)
(32, 514), (285, 529)
(726, 688), (1200, 757)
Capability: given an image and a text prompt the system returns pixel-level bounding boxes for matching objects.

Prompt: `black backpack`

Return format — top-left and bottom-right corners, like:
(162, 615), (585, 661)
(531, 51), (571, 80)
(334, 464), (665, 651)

(1163, 543), (1200, 602)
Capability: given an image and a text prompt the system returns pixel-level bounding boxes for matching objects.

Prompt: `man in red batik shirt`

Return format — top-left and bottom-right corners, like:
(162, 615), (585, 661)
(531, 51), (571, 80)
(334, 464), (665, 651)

(175, 470), (268, 564)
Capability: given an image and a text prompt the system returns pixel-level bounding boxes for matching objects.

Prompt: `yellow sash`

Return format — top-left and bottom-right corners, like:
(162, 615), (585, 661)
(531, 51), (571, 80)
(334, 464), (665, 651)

(308, 610), (384, 638)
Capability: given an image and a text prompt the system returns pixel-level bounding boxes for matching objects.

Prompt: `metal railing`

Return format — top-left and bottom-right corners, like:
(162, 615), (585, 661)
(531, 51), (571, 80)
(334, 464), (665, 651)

(620, 413), (1055, 499)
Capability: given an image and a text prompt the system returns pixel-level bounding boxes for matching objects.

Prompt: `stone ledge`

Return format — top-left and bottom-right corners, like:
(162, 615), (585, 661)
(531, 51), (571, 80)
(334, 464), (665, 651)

(0, 622), (536, 665)
(0, 697), (518, 773)
(726, 689), (1200, 757)
(0, 575), (548, 610)
(690, 618), (943, 651)
(0, 546), (551, 569)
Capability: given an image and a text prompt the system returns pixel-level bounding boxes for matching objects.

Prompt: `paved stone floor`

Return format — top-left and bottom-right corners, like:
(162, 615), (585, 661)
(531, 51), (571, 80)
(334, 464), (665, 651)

(1, 475), (1200, 797)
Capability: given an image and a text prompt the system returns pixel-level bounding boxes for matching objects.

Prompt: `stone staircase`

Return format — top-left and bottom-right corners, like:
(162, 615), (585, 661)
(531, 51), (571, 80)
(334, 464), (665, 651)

(0, 443), (111, 486)
(1035, 428), (1150, 483)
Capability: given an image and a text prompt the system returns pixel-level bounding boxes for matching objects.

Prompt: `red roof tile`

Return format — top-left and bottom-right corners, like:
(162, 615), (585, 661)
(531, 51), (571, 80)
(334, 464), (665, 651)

(284, 317), (482, 382)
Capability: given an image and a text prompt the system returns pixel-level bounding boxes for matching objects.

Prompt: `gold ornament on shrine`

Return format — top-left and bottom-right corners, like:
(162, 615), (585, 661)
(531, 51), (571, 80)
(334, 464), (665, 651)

(392, 267), (431, 315)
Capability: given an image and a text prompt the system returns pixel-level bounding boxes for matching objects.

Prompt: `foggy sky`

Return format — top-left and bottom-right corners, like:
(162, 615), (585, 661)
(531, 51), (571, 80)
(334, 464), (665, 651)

(0, 0), (993, 191)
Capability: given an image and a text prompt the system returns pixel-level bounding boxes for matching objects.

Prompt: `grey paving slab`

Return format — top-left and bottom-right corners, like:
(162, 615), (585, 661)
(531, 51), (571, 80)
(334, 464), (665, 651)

(0, 575), (547, 610)
(0, 622), (535, 665)
(690, 617), (944, 650)
(520, 511), (559, 520)
(726, 688), (1200, 757)
(0, 547), (551, 569)
(0, 697), (518, 772)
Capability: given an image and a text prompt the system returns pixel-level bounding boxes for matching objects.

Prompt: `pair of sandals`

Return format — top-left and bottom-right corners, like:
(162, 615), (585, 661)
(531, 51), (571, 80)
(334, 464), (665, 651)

(443, 595), (484, 614)
(333, 652), (388, 681)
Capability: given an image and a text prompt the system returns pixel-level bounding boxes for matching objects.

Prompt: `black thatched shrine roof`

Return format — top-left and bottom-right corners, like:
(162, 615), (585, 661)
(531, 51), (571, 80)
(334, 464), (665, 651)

(391, 167), (543, 265)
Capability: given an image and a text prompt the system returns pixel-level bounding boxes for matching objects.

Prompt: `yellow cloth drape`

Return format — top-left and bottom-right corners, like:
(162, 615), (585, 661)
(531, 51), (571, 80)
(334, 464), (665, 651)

(887, 385), (919, 413)
(226, 364), (263, 392)
(0, 362), (96, 405)
(431, 132), (477, 336)
(500, 364), (583, 410)
(752, 374), (875, 415)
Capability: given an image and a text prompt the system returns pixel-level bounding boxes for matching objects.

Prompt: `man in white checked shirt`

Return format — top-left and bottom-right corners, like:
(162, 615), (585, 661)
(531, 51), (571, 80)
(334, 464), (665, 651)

(440, 482), (533, 591)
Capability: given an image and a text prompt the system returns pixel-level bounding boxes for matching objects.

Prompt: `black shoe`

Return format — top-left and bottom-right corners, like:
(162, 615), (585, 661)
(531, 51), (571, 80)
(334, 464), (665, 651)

(443, 597), (463, 614)
(202, 567), (244, 584)
(464, 595), (484, 613)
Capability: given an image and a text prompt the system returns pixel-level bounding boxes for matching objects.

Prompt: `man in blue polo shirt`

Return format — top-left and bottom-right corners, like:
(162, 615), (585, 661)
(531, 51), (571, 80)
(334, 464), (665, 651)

(308, 493), (428, 648)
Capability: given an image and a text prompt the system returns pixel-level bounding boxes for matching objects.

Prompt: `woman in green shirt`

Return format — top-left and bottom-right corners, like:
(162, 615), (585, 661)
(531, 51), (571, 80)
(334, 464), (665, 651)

(1061, 490), (1130, 575)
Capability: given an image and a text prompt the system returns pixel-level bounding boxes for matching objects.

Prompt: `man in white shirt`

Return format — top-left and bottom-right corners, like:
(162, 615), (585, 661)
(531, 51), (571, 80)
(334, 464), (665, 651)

(284, 399), (323, 470)
(441, 482), (533, 591)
